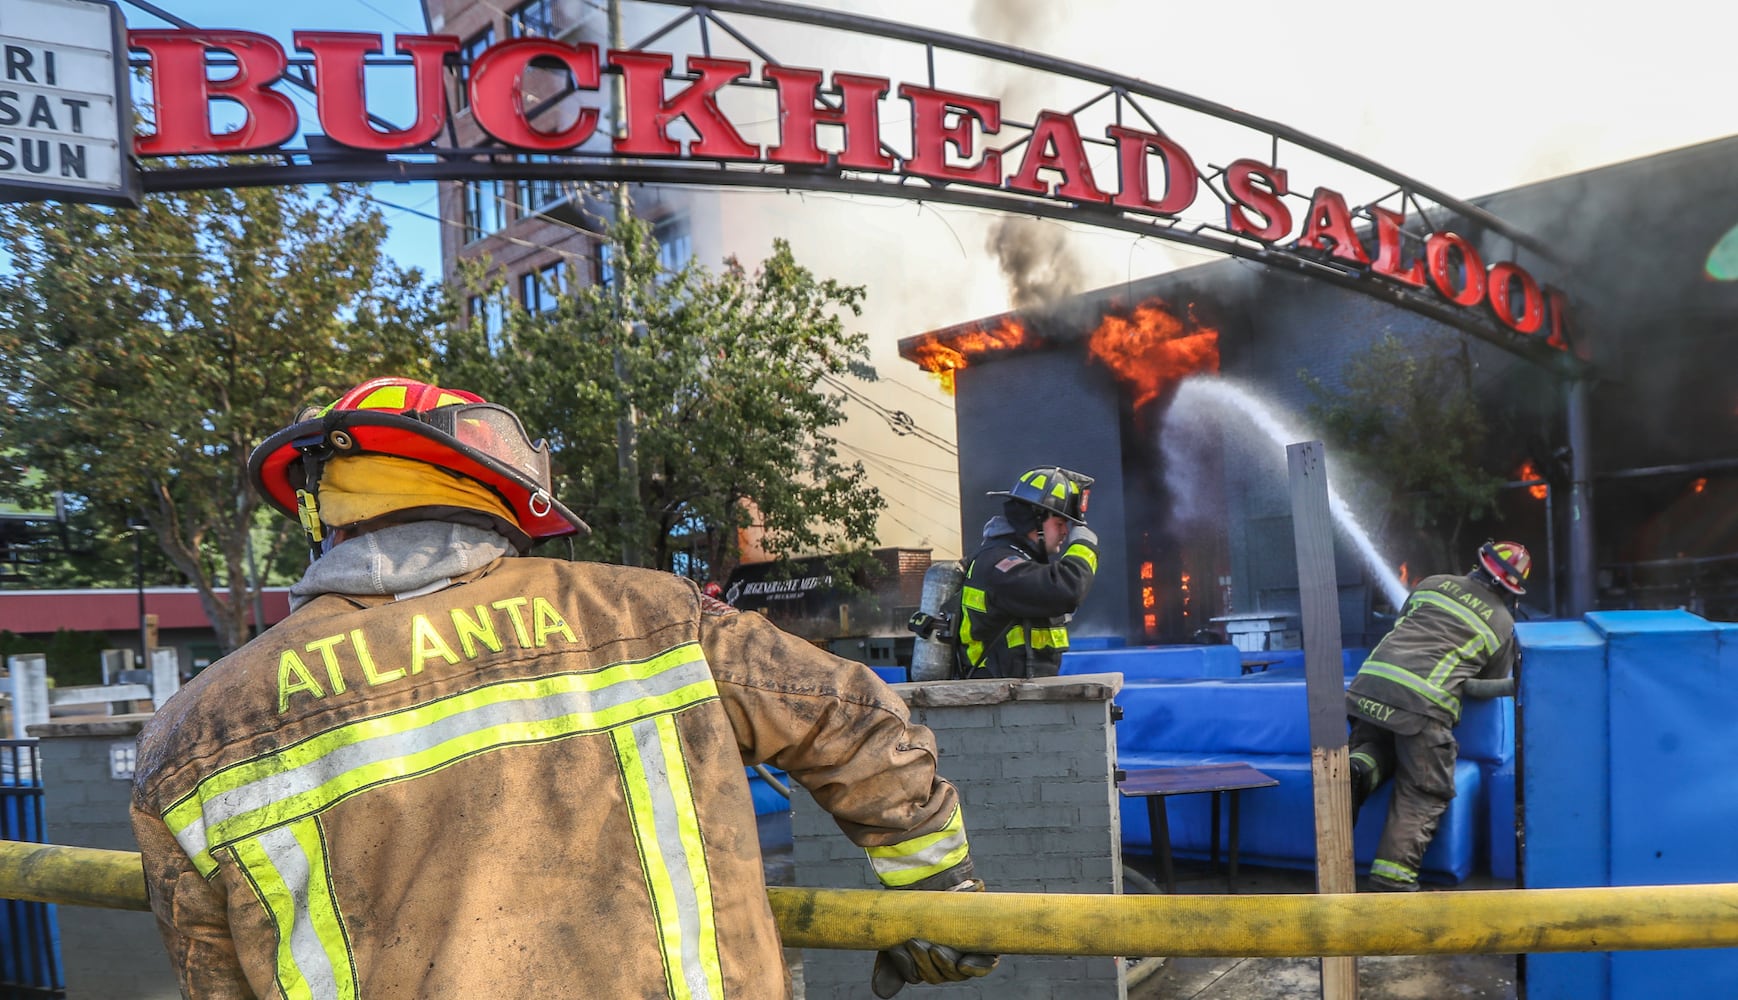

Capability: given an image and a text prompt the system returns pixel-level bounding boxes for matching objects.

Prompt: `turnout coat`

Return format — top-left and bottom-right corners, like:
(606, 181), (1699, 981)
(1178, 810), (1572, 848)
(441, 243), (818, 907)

(132, 557), (969, 999)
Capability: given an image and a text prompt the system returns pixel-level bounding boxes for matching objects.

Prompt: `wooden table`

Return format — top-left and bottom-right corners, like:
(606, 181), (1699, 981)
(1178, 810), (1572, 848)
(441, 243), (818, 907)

(1117, 762), (1279, 893)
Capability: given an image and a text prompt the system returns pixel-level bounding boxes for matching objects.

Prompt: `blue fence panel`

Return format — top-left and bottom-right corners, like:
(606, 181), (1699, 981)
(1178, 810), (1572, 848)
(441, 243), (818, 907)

(0, 740), (63, 996)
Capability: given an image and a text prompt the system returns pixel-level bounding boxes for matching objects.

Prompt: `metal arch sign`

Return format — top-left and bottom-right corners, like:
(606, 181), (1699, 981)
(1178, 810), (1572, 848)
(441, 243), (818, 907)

(51, 0), (1583, 369)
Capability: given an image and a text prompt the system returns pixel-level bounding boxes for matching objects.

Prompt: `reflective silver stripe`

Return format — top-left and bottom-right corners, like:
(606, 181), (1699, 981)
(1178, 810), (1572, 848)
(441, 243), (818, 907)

(625, 717), (717, 1000)
(232, 822), (353, 1000)
(866, 807), (971, 887)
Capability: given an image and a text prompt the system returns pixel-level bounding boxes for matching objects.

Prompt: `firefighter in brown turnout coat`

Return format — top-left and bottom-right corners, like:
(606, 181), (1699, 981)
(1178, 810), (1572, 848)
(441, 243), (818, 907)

(1346, 541), (1529, 891)
(130, 377), (997, 999)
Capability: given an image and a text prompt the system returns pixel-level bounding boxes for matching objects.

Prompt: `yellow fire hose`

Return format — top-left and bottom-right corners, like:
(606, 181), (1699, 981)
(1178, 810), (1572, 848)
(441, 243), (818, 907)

(6, 839), (1737, 957)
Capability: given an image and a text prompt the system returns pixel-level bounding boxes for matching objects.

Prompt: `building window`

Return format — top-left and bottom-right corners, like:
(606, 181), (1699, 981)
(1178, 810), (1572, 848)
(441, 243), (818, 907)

(467, 295), (506, 353)
(455, 27), (494, 113)
(600, 215), (693, 287)
(509, 0), (558, 38)
(515, 160), (566, 218)
(518, 261), (568, 313)
(655, 216), (694, 274)
(462, 180), (507, 242)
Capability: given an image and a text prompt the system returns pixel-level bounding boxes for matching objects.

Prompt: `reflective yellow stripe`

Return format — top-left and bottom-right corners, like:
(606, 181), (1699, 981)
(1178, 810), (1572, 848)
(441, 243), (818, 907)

(354, 385), (407, 410)
(1429, 635), (1487, 688)
(865, 805), (971, 887)
(1372, 858), (1417, 883)
(1358, 660), (1461, 718)
(1006, 625), (1026, 649)
(960, 586), (987, 612)
(165, 643), (716, 878)
(1029, 627), (1069, 650)
(1063, 542), (1098, 573)
(232, 819), (355, 1000)
(612, 716), (724, 999)
(1407, 591), (1499, 652)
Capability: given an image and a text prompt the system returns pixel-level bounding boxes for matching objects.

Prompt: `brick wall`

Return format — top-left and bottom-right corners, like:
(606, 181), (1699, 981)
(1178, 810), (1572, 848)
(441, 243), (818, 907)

(790, 674), (1127, 999)
(32, 717), (180, 1000)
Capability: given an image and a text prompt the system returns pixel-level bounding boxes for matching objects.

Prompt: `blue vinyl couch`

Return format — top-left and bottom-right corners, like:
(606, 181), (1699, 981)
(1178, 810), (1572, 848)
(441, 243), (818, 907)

(1061, 644), (1515, 884)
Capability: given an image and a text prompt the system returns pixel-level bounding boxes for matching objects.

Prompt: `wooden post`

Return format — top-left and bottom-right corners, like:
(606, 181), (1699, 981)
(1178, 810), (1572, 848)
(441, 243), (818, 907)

(1287, 441), (1358, 1000)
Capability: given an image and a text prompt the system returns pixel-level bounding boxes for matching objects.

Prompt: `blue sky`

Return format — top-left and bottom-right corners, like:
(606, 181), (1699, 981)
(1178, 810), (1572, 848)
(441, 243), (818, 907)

(121, 0), (446, 276)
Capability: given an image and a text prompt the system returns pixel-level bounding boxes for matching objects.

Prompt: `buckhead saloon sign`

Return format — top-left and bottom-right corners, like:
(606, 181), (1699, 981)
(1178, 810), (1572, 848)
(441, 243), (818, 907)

(35, 13), (1575, 350)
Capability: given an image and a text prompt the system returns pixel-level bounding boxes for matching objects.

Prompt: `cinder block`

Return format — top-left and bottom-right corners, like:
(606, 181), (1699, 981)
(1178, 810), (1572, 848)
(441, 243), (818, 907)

(1002, 755), (1074, 779)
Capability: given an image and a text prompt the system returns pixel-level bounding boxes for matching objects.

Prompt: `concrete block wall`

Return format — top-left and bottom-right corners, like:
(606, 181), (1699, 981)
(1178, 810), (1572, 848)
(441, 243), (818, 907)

(792, 674), (1127, 999)
(30, 717), (180, 1000)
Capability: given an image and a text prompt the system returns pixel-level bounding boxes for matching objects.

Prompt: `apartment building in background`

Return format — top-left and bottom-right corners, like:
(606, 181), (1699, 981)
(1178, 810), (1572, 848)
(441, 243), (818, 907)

(419, 0), (705, 342)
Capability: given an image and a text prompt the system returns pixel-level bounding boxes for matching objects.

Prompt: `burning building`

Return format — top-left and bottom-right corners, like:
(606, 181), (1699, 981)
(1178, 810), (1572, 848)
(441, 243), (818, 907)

(903, 132), (1738, 641)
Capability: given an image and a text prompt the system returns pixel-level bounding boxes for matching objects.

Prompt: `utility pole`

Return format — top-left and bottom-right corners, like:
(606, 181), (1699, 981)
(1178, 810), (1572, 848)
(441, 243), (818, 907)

(609, 0), (641, 567)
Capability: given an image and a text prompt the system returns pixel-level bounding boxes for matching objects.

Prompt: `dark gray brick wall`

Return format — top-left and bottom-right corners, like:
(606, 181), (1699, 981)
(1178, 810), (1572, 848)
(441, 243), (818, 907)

(34, 718), (181, 1000)
(792, 676), (1127, 1000)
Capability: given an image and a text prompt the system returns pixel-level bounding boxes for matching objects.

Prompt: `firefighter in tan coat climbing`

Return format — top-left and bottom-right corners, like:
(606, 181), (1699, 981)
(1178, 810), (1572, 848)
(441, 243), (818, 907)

(130, 376), (997, 999)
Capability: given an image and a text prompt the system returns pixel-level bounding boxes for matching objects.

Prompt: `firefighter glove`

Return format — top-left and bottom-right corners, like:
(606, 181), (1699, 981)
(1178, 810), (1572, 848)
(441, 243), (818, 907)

(870, 878), (999, 997)
(1065, 523), (1099, 550)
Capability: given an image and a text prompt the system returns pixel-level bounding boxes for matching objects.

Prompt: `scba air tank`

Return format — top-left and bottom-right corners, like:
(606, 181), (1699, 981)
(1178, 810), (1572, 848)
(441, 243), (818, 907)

(908, 559), (965, 681)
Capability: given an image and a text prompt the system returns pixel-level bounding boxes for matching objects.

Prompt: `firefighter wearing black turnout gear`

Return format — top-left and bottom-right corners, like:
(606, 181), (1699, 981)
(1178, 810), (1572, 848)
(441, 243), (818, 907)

(958, 468), (1099, 679)
(1346, 541), (1529, 891)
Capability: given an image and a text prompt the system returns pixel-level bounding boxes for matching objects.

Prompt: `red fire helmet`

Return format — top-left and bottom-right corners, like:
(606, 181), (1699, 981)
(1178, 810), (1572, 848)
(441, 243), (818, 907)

(249, 377), (587, 545)
(1478, 540), (1531, 596)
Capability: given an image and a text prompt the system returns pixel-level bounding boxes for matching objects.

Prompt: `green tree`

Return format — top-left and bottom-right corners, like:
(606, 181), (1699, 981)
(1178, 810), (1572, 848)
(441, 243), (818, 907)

(448, 219), (885, 582)
(0, 182), (448, 651)
(1303, 334), (1505, 573)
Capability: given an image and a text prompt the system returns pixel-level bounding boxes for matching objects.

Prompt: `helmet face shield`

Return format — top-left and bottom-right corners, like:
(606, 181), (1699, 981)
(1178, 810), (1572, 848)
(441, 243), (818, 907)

(434, 403), (553, 491)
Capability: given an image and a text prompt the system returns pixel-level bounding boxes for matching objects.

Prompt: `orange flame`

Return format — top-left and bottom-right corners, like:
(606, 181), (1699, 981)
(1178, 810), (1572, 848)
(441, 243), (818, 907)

(908, 316), (1030, 394)
(1087, 299), (1220, 408)
(1517, 460), (1548, 500)
(1694, 477), (1708, 494)
(1398, 562), (1410, 587)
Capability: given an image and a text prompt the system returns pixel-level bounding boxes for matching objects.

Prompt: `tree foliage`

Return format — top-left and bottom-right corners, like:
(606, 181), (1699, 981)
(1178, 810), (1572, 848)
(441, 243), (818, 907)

(1302, 333), (1505, 573)
(447, 218), (885, 582)
(0, 182), (447, 651)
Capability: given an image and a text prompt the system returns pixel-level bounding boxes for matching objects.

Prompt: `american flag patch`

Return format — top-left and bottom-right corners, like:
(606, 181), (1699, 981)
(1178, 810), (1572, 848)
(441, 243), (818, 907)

(996, 555), (1028, 572)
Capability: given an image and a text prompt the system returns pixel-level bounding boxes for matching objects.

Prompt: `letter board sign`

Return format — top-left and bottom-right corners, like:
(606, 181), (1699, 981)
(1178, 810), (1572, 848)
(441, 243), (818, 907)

(0, 0), (138, 206)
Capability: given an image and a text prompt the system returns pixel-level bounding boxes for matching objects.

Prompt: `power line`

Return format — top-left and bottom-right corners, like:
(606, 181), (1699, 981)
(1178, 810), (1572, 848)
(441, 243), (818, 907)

(821, 374), (957, 456)
(839, 442), (958, 478)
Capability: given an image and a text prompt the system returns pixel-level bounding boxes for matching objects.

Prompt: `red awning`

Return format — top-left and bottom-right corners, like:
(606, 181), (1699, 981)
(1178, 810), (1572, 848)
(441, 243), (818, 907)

(0, 588), (292, 635)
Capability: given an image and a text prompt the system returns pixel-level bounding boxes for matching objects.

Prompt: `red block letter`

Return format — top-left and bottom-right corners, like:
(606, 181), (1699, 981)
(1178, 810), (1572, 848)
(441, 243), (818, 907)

(1488, 261), (1544, 334)
(1107, 125), (1197, 217)
(898, 84), (1001, 186)
(1298, 187), (1370, 264)
(294, 32), (457, 151)
(1426, 232), (1487, 307)
(1370, 206), (1425, 287)
(764, 66), (893, 171)
(1007, 111), (1108, 203)
(1224, 159), (1290, 242)
(609, 51), (757, 159)
(471, 38), (600, 150)
(129, 30), (298, 155)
